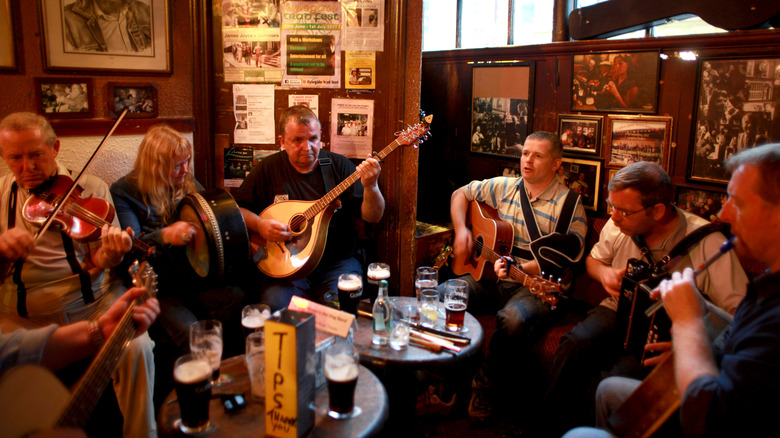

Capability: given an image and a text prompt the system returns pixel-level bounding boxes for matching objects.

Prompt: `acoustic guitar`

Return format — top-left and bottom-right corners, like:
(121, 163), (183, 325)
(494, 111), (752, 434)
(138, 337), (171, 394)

(251, 114), (433, 280)
(0, 261), (157, 438)
(450, 200), (563, 307)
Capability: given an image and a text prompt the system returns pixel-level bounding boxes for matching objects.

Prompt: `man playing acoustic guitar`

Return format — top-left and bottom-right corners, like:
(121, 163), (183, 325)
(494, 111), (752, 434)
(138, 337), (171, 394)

(236, 105), (385, 310)
(447, 131), (587, 426)
(563, 144), (780, 437)
(546, 161), (747, 436)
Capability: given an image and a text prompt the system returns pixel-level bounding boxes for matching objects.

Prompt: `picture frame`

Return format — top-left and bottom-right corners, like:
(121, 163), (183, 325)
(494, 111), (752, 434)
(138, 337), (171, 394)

(675, 185), (727, 222)
(107, 82), (159, 119)
(35, 77), (95, 118)
(571, 50), (660, 114)
(558, 114), (603, 156)
(605, 168), (619, 215)
(689, 57), (780, 184)
(471, 62), (535, 159)
(39, 0), (171, 73)
(606, 115), (673, 169)
(560, 157), (602, 211)
(0, 0), (17, 71)
(500, 164), (521, 178)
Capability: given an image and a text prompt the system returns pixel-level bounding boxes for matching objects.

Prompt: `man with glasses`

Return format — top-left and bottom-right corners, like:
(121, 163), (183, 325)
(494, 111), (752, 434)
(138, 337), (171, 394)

(541, 161), (747, 435)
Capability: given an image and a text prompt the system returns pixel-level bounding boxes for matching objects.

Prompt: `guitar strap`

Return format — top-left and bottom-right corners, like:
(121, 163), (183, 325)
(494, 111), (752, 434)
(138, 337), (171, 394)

(516, 181), (582, 279)
(7, 179), (96, 318)
(319, 157), (336, 193)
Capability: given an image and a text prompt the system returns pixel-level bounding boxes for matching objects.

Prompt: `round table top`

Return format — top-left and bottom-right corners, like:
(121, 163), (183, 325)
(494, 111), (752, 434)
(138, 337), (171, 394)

(354, 296), (484, 367)
(158, 355), (389, 438)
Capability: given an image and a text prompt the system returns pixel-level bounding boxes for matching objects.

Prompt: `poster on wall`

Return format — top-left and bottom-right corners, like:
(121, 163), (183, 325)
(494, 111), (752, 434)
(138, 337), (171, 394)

(281, 1), (341, 88)
(330, 98), (373, 158)
(288, 94), (320, 119)
(340, 0), (384, 52)
(220, 0), (283, 83)
(233, 83), (276, 144)
(345, 51), (375, 91)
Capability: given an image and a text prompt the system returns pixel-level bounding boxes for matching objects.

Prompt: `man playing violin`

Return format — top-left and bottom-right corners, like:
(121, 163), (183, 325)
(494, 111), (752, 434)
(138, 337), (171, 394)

(0, 112), (156, 438)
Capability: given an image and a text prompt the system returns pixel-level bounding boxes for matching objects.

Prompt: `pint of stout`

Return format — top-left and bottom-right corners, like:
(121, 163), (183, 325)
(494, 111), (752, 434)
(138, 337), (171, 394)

(443, 278), (469, 332)
(323, 340), (360, 419)
(337, 273), (363, 315)
(173, 354), (213, 434)
(242, 304), (271, 338)
(366, 263), (390, 303)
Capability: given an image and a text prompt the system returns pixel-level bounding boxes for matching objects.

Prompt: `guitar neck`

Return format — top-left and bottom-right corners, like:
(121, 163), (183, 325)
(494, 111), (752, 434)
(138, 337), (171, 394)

(472, 239), (533, 286)
(305, 139), (404, 218)
(56, 291), (149, 428)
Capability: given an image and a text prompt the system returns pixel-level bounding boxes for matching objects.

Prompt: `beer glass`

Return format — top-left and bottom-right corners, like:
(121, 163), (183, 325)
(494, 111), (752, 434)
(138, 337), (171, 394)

(444, 279), (469, 332)
(245, 331), (265, 401)
(323, 337), (362, 419)
(366, 262), (390, 303)
(173, 354), (214, 434)
(337, 273), (363, 315)
(419, 289), (439, 328)
(190, 320), (227, 385)
(241, 304), (271, 337)
(415, 266), (438, 300)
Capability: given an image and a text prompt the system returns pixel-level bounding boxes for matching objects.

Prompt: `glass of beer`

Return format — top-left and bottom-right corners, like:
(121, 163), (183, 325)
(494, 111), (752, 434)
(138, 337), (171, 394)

(245, 331), (265, 401)
(337, 273), (363, 315)
(189, 320), (227, 385)
(173, 354), (214, 435)
(415, 266), (438, 300)
(323, 337), (362, 419)
(366, 262), (390, 303)
(241, 304), (271, 337)
(444, 279), (469, 332)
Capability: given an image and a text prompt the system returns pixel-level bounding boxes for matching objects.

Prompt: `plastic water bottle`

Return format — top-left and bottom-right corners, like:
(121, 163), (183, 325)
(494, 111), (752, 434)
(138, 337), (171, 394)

(372, 280), (391, 345)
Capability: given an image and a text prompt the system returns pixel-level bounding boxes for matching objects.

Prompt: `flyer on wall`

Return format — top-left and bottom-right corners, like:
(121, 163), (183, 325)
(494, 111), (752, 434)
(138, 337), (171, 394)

(220, 0), (283, 83)
(345, 51), (376, 91)
(281, 1), (342, 88)
(233, 83), (276, 144)
(330, 98), (374, 158)
(288, 94), (320, 119)
(340, 0), (384, 52)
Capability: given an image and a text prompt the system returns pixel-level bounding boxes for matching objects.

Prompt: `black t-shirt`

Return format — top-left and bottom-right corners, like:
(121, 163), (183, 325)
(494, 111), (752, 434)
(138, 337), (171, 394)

(234, 150), (363, 267)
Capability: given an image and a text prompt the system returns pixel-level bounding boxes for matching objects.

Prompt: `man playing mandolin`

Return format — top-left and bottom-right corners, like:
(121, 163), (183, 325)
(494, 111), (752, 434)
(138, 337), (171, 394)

(0, 112), (156, 438)
(545, 161), (747, 436)
(447, 131), (588, 426)
(236, 105), (385, 310)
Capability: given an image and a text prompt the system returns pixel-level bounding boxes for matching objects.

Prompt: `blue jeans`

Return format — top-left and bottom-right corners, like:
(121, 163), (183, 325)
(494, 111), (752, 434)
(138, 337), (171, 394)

(260, 257), (363, 311)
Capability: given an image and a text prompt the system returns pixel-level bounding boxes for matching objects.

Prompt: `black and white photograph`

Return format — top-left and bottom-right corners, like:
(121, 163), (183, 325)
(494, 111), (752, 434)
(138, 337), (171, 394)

(690, 57), (780, 183)
(559, 158), (602, 211)
(571, 51), (660, 114)
(108, 82), (158, 118)
(558, 114), (602, 155)
(35, 77), (94, 118)
(675, 186), (727, 223)
(607, 115), (672, 169)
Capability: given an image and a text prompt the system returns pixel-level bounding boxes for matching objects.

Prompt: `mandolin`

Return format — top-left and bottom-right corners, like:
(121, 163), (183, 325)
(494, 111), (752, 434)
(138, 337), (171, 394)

(251, 115), (432, 280)
(0, 261), (157, 438)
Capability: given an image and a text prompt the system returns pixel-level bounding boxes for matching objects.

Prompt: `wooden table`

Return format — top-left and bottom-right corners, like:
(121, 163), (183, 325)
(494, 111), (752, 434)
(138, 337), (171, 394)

(158, 355), (388, 437)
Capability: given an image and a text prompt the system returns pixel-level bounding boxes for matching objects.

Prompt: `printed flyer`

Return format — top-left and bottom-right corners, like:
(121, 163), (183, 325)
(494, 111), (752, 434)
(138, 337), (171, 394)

(281, 1), (342, 88)
(330, 98), (374, 158)
(220, 0), (283, 83)
(345, 51), (376, 91)
(340, 0), (384, 52)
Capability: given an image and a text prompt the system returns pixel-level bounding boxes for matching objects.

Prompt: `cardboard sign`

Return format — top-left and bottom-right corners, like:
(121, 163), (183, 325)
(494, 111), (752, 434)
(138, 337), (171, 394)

(265, 310), (316, 438)
(287, 296), (355, 337)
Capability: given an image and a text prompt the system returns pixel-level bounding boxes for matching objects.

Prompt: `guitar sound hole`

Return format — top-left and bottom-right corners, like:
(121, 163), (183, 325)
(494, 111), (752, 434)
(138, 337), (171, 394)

(289, 214), (308, 235)
(474, 237), (483, 258)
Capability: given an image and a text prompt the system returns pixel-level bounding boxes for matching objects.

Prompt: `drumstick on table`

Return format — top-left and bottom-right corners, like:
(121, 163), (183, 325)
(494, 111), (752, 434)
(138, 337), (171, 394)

(645, 236), (736, 317)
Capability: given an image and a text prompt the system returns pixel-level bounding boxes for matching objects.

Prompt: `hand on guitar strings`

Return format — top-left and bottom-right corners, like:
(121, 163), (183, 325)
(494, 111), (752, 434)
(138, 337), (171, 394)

(495, 256), (516, 279)
(356, 155), (381, 188)
(98, 286), (161, 341)
(258, 218), (293, 243)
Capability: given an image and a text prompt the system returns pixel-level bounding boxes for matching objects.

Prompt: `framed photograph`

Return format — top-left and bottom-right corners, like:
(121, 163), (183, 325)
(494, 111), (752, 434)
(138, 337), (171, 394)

(690, 57), (780, 184)
(500, 165), (521, 178)
(605, 168), (619, 214)
(571, 51), (660, 114)
(39, 0), (171, 73)
(560, 157), (602, 211)
(107, 82), (158, 118)
(35, 77), (94, 118)
(471, 63), (535, 159)
(606, 115), (673, 169)
(675, 185), (727, 222)
(0, 0), (16, 70)
(558, 114), (603, 156)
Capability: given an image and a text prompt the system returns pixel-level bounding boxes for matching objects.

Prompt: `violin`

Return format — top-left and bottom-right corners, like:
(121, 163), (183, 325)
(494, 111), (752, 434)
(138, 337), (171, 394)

(22, 174), (155, 257)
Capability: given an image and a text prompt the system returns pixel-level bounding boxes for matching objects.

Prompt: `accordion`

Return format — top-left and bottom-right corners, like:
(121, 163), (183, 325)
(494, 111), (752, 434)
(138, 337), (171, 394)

(614, 258), (672, 362)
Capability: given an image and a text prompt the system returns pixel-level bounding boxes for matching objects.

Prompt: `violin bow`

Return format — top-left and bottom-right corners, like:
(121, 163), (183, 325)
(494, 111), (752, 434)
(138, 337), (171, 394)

(34, 108), (129, 243)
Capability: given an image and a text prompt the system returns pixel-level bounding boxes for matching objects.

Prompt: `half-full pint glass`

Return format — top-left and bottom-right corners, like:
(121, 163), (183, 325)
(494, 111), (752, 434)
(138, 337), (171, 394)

(173, 354), (213, 434)
(323, 338), (360, 419)
(444, 279), (468, 332)
(337, 273), (363, 315)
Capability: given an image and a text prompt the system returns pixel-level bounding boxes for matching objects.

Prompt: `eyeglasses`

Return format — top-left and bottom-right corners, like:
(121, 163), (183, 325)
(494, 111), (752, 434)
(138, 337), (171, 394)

(606, 200), (652, 218)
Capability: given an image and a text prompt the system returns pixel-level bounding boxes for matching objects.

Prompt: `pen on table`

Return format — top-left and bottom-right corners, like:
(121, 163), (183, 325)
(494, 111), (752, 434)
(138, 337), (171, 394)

(645, 236), (736, 317)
